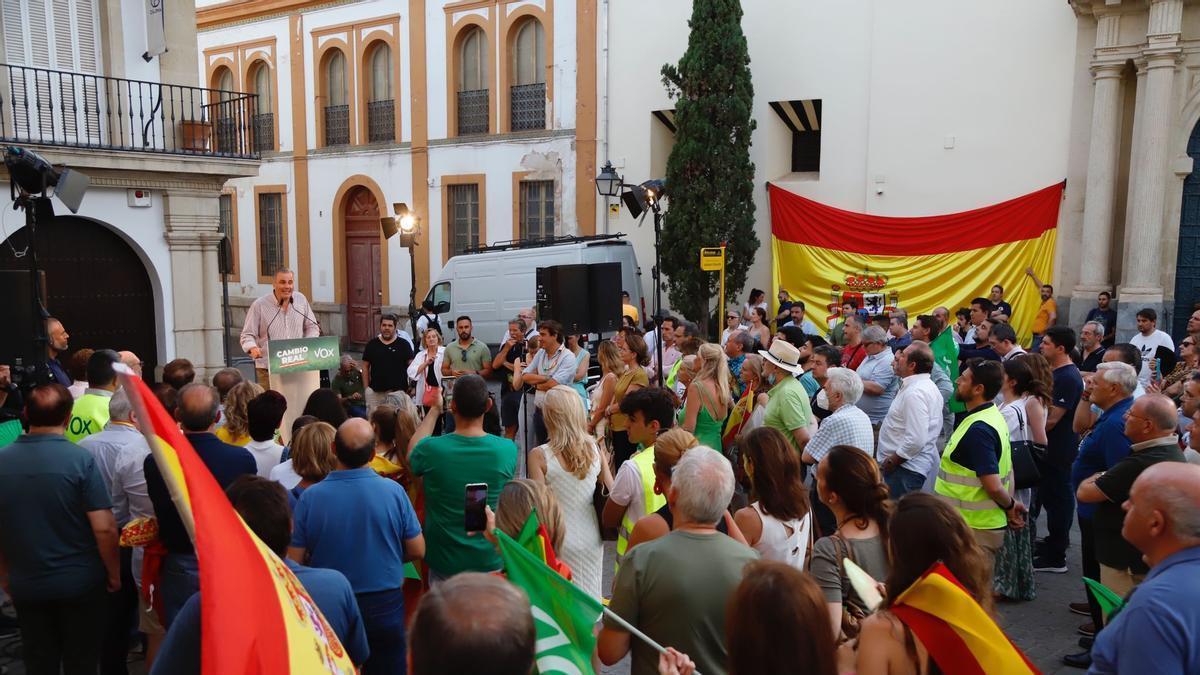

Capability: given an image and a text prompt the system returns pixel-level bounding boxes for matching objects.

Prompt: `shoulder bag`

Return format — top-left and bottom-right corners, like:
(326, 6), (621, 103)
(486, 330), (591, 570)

(1010, 406), (1042, 490)
(832, 533), (870, 642)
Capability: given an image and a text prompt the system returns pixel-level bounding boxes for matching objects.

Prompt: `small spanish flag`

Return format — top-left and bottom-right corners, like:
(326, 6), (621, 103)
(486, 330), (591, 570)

(119, 370), (355, 674)
(515, 509), (572, 581)
(722, 383), (756, 450)
(890, 562), (1040, 675)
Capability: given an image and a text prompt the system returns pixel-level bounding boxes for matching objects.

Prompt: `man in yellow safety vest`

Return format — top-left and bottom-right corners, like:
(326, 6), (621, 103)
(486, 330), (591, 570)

(66, 350), (120, 444)
(601, 387), (677, 573)
(936, 358), (1026, 564)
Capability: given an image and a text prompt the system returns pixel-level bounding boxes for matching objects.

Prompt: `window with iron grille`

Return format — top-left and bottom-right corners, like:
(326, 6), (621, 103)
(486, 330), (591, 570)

(218, 193), (236, 276)
(510, 82), (545, 131)
(510, 19), (545, 131)
(367, 43), (395, 142)
(258, 192), (285, 277)
(519, 181), (554, 240)
(324, 105), (349, 146)
(367, 100), (394, 142)
(456, 27), (488, 135)
(448, 183), (480, 255)
(324, 50), (349, 146)
(253, 112), (274, 151)
(251, 63), (274, 151)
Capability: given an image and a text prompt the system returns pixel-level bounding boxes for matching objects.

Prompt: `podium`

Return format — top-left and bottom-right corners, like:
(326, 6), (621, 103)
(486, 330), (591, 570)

(267, 337), (340, 441)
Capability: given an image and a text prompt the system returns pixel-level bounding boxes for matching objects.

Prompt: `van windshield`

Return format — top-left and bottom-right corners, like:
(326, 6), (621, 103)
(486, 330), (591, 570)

(427, 281), (451, 313)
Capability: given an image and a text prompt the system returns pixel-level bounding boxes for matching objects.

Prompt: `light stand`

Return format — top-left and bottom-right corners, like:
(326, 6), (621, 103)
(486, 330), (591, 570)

(381, 202), (422, 341)
(595, 162), (667, 384)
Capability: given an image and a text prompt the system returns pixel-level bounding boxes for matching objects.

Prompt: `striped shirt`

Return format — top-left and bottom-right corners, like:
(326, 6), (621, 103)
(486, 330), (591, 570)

(240, 291), (321, 369)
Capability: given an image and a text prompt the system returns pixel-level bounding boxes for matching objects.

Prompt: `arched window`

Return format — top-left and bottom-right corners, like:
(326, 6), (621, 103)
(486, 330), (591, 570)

(323, 50), (349, 145)
(250, 62), (273, 151)
(456, 27), (488, 135)
(510, 19), (545, 131)
(366, 43), (394, 142)
(213, 67), (237, 152)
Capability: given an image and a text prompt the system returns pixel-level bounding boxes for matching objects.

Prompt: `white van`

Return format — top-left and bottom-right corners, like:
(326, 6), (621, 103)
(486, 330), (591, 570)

(424, 234), (643, 345)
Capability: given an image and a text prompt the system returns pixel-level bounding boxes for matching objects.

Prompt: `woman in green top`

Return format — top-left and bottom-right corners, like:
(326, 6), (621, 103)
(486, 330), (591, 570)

(681, 343), (731, 451)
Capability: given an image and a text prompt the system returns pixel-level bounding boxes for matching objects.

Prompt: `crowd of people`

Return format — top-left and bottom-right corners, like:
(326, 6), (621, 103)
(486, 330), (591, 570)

(2, 269), (1200, 675)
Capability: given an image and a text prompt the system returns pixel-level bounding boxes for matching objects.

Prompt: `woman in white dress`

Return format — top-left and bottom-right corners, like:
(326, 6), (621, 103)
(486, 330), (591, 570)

(734, 426), (813, 569)
(528, 386), (613, 597)
(406, 328), (445, 412)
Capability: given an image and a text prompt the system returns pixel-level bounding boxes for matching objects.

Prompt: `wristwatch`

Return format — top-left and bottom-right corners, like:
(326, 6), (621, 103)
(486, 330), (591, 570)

(1002, 498), (1017, 511)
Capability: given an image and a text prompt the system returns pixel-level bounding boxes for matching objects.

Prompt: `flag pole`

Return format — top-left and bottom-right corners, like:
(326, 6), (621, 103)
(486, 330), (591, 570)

(601, 606), (704, 675)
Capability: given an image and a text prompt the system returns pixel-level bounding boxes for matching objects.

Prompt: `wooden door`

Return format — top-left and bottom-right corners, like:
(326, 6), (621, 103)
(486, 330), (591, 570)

(345, 187), (382, 345)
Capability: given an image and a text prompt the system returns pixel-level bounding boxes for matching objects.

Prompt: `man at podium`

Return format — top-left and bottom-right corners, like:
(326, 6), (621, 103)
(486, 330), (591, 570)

(240, 268), (320, 388)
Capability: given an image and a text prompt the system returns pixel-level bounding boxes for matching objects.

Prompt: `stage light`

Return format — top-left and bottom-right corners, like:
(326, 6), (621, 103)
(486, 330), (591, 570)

(4, 146), (89, 213)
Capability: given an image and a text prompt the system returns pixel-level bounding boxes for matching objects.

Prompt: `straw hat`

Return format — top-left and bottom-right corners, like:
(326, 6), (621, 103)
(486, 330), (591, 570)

(759, 340), (804, 374)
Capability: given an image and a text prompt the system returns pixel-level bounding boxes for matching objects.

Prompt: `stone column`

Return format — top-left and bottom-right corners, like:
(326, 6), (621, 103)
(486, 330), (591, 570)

(163, 185), (226, 382)
(1116, 0), (1182, 339)
(1070, 60), (1125, 326)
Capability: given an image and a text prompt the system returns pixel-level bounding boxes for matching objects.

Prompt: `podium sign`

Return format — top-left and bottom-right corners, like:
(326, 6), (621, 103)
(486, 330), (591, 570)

(267, 337), (339, 444)
(267, 337), (340, 375)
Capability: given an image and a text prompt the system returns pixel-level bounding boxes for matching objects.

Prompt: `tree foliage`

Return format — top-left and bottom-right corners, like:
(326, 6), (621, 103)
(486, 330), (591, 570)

(659, 0), (758, 333)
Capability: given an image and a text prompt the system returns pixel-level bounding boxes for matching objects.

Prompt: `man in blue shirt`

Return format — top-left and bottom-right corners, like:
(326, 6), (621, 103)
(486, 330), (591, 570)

(0, 383), (120, 675)
(289, 417), (424, 675)
(1089, 462), (1200, 674)
(1064, 361), (1135, 668)
(144, 383), (257, 627)
(153, 476), (369, 673)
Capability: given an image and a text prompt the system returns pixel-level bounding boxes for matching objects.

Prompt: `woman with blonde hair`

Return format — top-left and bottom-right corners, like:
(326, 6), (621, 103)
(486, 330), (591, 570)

(588, 341), (624, 439)
(680, 342), (731, 451)
(216, 381), (264, 446)
(626, 429), (746, 550)
(285, 421), (337, 506)
(529, 386), (612, 596)
(590, 336), (648, 466)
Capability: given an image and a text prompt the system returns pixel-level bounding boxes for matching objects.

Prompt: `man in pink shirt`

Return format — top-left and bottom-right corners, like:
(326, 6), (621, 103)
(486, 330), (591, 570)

(239, 268), (320, 388)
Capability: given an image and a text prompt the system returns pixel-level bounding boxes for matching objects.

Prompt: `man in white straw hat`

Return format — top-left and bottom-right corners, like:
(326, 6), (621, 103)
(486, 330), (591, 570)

(759, 340), (816, 454)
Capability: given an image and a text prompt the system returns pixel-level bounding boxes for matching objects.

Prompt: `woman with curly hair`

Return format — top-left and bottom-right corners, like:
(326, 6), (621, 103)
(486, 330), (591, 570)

(216, 381), (264, 446)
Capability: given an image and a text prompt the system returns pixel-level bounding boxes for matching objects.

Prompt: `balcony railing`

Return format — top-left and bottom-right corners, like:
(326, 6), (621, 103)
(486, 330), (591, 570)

(457, 89), (488, 135)
(324, 104), (349, 146)
(367, 99), (395, 143)
(252, 112), (274, 152)
(0, 63), (259, 158)
(510, 82), (545, 131)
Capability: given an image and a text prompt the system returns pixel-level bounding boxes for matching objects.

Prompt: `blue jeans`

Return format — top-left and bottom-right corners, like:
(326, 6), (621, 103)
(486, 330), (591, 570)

(160, 553), (200, 629)
(884, 465), (926, 499)
(356, 588), (406, 675)
(1030, 460), (1074, 565)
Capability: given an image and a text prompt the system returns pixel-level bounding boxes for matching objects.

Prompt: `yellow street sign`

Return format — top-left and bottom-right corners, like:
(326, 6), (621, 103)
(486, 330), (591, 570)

(700, 247), (724, 271)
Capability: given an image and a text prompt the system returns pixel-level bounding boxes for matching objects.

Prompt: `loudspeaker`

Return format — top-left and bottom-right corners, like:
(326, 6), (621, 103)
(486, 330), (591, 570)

(588, 263), (622, 334)
(0, 270), (42, 368)
(536, 264), (592, 334)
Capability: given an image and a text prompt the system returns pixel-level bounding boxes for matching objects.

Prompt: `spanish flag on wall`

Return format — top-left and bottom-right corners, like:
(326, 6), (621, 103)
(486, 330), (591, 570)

(768, 183), (1063, 346)
(120, 370), (356, 674)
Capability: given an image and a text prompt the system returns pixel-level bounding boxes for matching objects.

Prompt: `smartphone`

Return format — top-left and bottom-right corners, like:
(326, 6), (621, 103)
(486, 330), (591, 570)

(464, 482), (488, 532)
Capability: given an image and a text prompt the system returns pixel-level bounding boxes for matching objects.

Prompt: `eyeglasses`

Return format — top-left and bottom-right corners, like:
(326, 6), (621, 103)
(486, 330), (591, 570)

(1184, 341), (1195, 347)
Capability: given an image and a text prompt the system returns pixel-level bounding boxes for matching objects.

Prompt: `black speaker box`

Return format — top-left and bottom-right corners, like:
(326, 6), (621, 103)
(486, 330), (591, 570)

(0, 270), (42, 368)
(588, 263), (622, 334)
(536, 264), (593, 334)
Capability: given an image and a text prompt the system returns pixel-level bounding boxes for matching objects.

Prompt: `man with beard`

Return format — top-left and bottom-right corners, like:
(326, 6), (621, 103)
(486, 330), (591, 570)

(1085, 291), (1118, 347)
(442, 316), (493, 379)
(362, 315), (415, 414)
(1026, 267), (1058, 351)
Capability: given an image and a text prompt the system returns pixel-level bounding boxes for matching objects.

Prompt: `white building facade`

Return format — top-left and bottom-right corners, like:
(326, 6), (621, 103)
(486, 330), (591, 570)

(199, 0), (1200, 344)
(0, 0), (258, 381)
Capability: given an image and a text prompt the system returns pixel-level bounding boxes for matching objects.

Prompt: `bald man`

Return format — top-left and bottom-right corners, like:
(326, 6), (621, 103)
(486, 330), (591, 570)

(118, 351), (142, 377)
(409, 573), (535, 675)
(289, 417), (424, 674)
(1077, 394), (1186, 597)
(1089, 463), (1200, 674)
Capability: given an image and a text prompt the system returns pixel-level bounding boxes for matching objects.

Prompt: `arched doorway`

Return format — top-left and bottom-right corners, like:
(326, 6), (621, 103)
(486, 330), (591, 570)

(0, 215), (158, 381)
(344, 186), (382, 345)
(1172, 121), (1200, 337)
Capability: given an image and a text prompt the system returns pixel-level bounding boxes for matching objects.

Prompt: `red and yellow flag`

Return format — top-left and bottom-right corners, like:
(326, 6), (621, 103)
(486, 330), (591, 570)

(890, 562), (1039, 675)
(120, 371), (355, 674)
(768, 183), (1062, 346)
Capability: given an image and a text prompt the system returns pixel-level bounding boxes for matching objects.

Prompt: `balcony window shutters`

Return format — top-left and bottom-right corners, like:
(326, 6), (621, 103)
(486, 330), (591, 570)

(1, 0), (101, 142)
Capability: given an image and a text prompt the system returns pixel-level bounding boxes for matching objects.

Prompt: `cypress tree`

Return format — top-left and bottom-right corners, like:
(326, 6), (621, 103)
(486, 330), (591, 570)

(659, 0), (758, 334)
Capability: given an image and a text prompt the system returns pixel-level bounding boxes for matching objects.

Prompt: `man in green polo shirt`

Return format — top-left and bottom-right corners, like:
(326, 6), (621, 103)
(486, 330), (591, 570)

(441, 316), (493, 379)
(759, 340), (814, 455)
(66, 350), (120, 444)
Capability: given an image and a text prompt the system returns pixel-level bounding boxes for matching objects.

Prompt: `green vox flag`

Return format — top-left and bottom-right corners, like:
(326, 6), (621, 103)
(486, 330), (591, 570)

(267, 337), (340, 374)
(495, 529), (603, 675)
(931, 328), (966, 414)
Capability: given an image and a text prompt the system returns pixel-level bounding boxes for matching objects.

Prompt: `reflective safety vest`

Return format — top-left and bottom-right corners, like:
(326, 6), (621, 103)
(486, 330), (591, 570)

(665, 360), (683, 390)
(935, 404), (1013, 531)
(615, 445), (666, 574)
(66, 392), (112, 444)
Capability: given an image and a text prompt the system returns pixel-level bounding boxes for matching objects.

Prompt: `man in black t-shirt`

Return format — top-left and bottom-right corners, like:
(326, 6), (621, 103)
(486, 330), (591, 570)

(1076, 394), (1185, 596)
(1034, 326), (1085, 573)
(362, 314), (415, 413)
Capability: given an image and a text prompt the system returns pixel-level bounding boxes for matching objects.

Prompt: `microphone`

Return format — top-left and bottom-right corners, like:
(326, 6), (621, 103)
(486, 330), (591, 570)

(291, 294), (321, 334)
(264, 295), (285, 344)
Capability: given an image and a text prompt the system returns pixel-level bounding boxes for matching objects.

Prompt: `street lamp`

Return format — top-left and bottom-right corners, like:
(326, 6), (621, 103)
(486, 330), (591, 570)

(381, 202), (421, 339)
(595, 162), (669, 385)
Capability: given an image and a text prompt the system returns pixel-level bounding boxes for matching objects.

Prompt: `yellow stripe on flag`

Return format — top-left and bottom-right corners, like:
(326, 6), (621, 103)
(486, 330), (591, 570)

(772, 229), (1055, 346)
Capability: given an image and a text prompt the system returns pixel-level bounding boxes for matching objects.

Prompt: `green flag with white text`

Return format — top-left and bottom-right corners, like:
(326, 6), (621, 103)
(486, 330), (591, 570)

(931, 328), (966, 413)
(495, 529), (603, 675)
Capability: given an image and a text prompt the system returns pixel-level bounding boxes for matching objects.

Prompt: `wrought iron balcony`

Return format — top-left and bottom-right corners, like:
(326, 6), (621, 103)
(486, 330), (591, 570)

(324, 104), (349, 146)
(510, 82), (545, 131)
(367, 99), (395, 143)
(0, 63), (259, 159)
(457, 89), (489, 135)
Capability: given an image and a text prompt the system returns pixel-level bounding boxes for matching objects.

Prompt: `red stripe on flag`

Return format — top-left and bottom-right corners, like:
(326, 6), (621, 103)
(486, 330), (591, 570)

(767, 182), (1063, 255)
(889, 605), (987, 675)
(129, 377), (290, 675)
